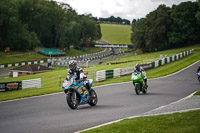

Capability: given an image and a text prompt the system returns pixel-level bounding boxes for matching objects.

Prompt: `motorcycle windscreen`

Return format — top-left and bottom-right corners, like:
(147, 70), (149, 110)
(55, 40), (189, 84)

(63, 79), (73, 88)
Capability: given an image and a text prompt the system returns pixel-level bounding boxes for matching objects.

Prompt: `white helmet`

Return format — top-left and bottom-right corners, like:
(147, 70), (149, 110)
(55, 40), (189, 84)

(69, 60), (77, 70)
(135, 64), (140, 71)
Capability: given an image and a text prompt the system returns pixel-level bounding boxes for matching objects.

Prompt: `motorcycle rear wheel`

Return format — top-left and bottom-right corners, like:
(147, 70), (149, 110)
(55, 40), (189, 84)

(67, 91), (80, 109)
(135, 84), (140, 95)
(88, 89), (98, 106)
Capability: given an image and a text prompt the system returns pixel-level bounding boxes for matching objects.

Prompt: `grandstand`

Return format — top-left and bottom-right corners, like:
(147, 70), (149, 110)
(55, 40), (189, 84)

(38, 49), (66, 57)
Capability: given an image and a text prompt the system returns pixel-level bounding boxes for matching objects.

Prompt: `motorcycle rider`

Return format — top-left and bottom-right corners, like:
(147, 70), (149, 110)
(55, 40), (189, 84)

(134, 64), (148, 88)
(67, 60), (91, 91)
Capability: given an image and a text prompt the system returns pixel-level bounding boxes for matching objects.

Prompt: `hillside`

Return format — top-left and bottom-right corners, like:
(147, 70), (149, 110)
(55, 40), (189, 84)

(100, 24), (132, 45)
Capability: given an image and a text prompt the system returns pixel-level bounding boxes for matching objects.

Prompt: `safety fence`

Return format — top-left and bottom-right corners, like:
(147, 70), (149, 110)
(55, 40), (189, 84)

(0, 60), (49, 68)
(53, 49), (111, 66)
(0, 49), (108, 68)
(0, 78), (41, 92)
(96, 50), (193, 82)
(151, 50), (193, 68)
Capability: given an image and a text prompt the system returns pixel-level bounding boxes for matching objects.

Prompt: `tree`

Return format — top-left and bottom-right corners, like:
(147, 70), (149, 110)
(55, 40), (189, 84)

(99, 16), (130, 24)
(196, 0), (200, 24)
(131, 18), (147, 52)
(0, 0), (102, 51)
(131, 1), (200, 53)
(131, 5), (171, 52)
(169, 1), (199, 47)
(145, 5), (171, 52)
(0, 0), (40, 51)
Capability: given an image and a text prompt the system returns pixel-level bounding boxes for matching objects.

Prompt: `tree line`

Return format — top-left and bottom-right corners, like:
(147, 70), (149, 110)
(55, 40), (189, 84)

(131, 1), (200, 52)
(0, 0), (101, 51)
(99, 16), (130, 25)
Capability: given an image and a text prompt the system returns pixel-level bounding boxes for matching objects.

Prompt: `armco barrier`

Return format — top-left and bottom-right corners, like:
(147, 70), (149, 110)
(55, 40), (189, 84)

(114, 68), (121, 78)
(151, 50), (192, 68)
(96, 50), (193, 82)
(96, 70), (106, 81)
(121, 66), (135, 76)
(106, 70), (113, 79)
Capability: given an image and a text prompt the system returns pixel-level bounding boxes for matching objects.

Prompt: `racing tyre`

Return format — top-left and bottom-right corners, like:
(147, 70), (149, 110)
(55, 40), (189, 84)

(88, 89), (98, 106)
(142, 87), (147, 94)
(67, 91), (80, 109)
(135, 84), (140, 95)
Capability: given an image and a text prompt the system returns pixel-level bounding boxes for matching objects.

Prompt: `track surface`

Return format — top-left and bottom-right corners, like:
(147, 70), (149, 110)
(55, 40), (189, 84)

(0, 61), (199, 133)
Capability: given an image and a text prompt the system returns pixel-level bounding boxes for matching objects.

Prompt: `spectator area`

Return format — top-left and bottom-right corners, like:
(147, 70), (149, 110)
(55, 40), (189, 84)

(38, 49), (66, 57)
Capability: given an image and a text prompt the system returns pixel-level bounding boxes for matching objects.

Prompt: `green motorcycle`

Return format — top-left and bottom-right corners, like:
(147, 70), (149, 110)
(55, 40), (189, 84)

(131, 71), (147, 95)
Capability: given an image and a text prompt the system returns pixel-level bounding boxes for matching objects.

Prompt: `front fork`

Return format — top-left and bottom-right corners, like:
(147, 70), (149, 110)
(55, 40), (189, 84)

(72, 91), (77, 104)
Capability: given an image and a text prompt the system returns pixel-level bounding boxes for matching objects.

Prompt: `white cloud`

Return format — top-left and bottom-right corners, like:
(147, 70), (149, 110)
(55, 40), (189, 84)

(55, 0), (196, 21)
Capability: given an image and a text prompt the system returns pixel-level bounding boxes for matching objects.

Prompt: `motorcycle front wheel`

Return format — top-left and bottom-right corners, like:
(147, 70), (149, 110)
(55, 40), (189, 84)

(88, 89), (98, 106)
(67, 91), (80, 109)
(135, 84), (140, 95)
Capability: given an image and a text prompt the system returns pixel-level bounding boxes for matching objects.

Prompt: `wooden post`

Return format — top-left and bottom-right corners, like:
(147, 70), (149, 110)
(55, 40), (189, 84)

(59, 75), (61, 87)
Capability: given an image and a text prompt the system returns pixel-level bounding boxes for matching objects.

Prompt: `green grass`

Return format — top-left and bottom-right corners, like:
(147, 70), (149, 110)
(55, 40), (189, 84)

(0, 47), (103, 65)
(65, 47), (104, 57)
(82, 110), (200, 133)
(100, 24), (132, 44)
(194, 91), (200, 95)
(0, 52), (48, 65)
(0, 45), (199, 101)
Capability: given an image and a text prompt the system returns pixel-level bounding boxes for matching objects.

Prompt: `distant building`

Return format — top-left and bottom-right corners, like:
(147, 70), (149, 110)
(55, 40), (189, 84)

(10, 64), (52, 77)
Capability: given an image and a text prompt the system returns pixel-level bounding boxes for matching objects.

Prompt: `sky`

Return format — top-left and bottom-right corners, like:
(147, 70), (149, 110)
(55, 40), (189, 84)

(55, 0), (196, 21)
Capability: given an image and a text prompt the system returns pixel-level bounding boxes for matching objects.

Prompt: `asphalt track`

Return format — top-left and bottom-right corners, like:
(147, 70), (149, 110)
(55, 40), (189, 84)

(0, 61), (199, 133)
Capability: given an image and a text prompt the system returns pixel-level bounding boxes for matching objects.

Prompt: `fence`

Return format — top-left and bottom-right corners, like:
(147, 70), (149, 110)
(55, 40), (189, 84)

(151, 50), (192, 68)
(96, 50), (193, 82)
(0, 49), (108, 68)
(0, 60), (48, 68)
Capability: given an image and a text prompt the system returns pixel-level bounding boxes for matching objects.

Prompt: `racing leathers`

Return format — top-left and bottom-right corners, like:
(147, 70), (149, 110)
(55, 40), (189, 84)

(67, 66), (91, 90)
(134, 66), (148, 88)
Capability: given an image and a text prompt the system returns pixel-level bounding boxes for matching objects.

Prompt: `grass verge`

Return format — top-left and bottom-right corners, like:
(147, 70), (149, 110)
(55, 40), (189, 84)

(82, 110), (200, 133)
(194, 91), (200, 95)
(100, 24), (132, 44)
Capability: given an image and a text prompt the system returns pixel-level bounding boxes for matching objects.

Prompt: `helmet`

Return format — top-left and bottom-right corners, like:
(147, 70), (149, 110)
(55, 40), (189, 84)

(135, 64), (140, 71)
(69, 60), (77, 70)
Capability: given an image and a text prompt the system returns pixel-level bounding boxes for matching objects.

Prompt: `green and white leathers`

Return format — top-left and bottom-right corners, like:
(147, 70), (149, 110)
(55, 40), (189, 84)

(131, 67), (147, 95)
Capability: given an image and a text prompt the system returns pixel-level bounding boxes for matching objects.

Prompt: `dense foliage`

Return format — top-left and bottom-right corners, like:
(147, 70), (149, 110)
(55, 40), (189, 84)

(131, 1), (200, 52)
(99, 16), (130, 25)
(0, 0), (101, 51)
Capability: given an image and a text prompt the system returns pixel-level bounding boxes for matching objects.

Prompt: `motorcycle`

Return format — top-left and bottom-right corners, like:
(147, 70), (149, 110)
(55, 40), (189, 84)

(131, 71), (147, 95)
(197, 72), (200, 83)
(62, 75), (97, 109)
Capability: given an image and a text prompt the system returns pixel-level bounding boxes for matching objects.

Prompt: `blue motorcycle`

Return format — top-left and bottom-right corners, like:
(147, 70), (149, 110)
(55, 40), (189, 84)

(197, 72), (200, 83)
(62, 75), (98, 109)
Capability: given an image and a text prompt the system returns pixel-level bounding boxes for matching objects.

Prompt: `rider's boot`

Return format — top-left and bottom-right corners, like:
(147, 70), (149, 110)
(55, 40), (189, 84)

(145, 83), (148, 88)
